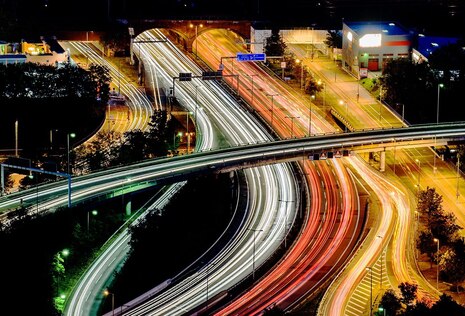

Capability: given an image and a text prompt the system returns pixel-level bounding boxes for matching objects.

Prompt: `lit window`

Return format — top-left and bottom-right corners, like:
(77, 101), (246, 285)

(347, 31), (353, 42)
(359, 34), (382, 47)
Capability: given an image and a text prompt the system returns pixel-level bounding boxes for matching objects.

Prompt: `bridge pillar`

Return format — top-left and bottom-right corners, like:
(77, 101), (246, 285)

(380, 150), (386, 172)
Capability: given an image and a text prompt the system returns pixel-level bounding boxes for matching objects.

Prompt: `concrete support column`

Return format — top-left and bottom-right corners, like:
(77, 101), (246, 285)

(380, 151), (386, 172)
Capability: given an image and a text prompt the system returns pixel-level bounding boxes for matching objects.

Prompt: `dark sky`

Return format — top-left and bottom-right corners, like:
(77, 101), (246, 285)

(2, 0), (464, 37)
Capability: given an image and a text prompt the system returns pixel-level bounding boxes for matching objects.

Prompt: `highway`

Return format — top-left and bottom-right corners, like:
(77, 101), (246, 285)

(2, 29), (465, 316)
(62, 28), (298, 316)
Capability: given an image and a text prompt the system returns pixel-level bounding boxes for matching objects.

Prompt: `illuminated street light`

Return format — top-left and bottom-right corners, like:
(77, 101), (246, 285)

(437, 83), (444, 124)
(317, 79), (326, 107)
(190, 23), (203, 59)
(67, 132), (76, 175)
(104, 289), (115, 316)
(266, 93), (279, 129)
(309, 95), (315, 136)
(366, 266), (373, 316)
(434, 238), (440, 290)
(247, 228), (263, 280)
(296, 59), (304, 90)
(87, 209), (98, 232)
(285, 115), (300, 138)
(339, 100), (348, 132)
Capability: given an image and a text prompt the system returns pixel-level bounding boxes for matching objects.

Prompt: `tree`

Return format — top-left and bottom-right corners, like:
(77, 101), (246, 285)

(417, 187), (443, 219)
(380, 289), (402, 315)
(417, 230), (438, 268)
(440, 238), (465, 292)
(431, 293), (465, 315)
(264, 28), (286, 59)
(324, 30), (342, 49)
(398, 282), (418, 306)
(379, 58), (436, 123)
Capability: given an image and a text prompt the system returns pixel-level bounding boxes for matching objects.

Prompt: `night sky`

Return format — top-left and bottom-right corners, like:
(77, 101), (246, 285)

(1, 1), (464, 36)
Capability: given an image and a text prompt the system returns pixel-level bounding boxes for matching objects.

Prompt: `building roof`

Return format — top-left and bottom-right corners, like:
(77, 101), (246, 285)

(416, 35), (460, 58)
(345, 21), (409, 36)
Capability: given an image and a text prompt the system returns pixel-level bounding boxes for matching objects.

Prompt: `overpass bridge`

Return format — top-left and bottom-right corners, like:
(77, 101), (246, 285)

(128, 19), (251, 54)
(1, 122), (465, 213)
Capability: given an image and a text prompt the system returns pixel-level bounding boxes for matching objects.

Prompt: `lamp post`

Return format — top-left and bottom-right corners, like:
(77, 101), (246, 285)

(248, 228), (263, 280)
(339, 100), (348, 132)
(415, 159), (421, 194)
(87, 210), (98, 233)
(434, 238), (440, 290)
(249, 74), (258, 107)
(317, 80), (326, 107)
(186, 111), (193, 153)
(296, 59), (304, 90)
(285, 115), (300, 138)
(15, 120), (18, 157)
(67, 132), (76, 175)
(366, 266), (373, 315)
(456, 155), (460, 199)
(266, 93), (279, 129)
(434, 83), (444, 173)
(309, 95), (315, 136)
(437, 83), (444, 124)
(104, 289), (115, 316)
(190, 23), (203, 59)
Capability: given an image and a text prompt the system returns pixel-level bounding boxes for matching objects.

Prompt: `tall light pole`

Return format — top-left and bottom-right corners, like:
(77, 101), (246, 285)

(266, 93), (279, 129)
(67, 132), (76, 175)
(87, 210), (98, 233)
(366, 266), (373, 315)
(457, 154), (460, 199)
(434, 83), (444, 173)
(190, 23), (203, 59)
(15, 120), (19, 157)
(285, 116), (300, 138)
(249, 74), (258, 107)
(415, 159), (421, 194)
(434, 238), (440, 290)
(309, 95), (316, 137)
(248, 228), (263, 280)
(186, 112), (193, 153)
(194, 85), (203, 127)
(296, 59), (304, 90)
(317, 80), (326, 107)
(339, 100), (348, 132)
(104, 289), (115, 316)
(437, 83), (444, 124)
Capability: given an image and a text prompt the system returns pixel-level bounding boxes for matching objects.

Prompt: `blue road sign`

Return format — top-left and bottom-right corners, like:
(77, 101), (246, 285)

(236, 53), (266, 62)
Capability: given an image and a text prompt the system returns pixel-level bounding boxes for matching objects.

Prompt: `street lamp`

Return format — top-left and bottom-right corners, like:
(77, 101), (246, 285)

(437, 83), (444, 124)
(286, 115), (300, 138)
(415, 159), (421, 193)
(339, 100), (348, 132)
(190, 23), (203, 59)
(366, 266), (373, 316)
(194, 85), (204, 127)
(434, 238), (440, 290)
(104, 289), (115, 316)
(87, 209), (98, 233)
(266, 93), (279, 129)
(248, 228), (263, 280)
(67, 132), (76, 175)
(296, 59), (304, 90)
(248, 74), (259, 107)
(317, 79), (326, 107)
(186, 111), (193, 153)
(309, 95), (315, 136)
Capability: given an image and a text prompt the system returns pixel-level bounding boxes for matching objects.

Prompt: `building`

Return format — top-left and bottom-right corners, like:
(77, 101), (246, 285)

(0, 41), (26, 65)
(21, 36), (67, 66)
(342, 21), (412, 78)
(412, 35), (461, 63)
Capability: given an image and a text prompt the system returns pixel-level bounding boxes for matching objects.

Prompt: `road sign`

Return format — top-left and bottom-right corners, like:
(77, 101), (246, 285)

(236, 53), (266, 62)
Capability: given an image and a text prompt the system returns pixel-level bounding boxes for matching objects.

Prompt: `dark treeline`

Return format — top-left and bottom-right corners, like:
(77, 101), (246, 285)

(0, 62), (110, 151)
